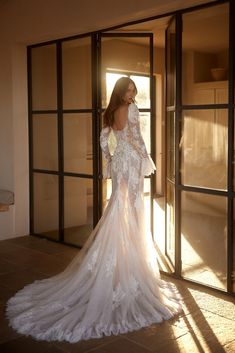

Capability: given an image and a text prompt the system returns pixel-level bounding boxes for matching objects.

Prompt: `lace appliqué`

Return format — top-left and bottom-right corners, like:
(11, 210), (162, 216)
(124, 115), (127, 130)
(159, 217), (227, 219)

(100, 127), (112, 162)
(105, 253), (116, 277)
(87, 248), (99, 272)
(112, 283), (126, 309)
(130, 276), (140, 298)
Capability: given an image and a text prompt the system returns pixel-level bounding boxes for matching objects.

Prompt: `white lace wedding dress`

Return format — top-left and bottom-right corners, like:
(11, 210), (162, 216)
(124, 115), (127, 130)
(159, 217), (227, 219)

(6, 103), (183, 342)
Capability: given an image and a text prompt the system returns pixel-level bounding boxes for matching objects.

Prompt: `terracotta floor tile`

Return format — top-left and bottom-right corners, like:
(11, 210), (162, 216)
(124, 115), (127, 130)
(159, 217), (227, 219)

(54, 335), (119, 353)
(0, 268), (46, 291)
(0, 236), (234, 353)
(86, 337), (152, 353)
(0, 336), (65, 353)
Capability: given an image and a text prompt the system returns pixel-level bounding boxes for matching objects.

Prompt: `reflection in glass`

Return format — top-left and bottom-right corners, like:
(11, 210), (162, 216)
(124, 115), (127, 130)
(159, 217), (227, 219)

(34, 173), (59, 239)
(181, 191), (227, 290)
(63, 114), (92, 175)
(64, 177), (93, 247)
(31, 44), (57, 110)
(181, 109), (228, 190)
(166, 181), (175, 266)
(62, 37), (92, 109)
(33, 114), (58, 171)
(182, 3), (229, 105)
(166, 112), (175, 181)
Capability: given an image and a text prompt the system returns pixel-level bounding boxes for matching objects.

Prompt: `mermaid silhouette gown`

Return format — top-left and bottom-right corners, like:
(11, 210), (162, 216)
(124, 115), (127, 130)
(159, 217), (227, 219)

(6, 103), (182, 342)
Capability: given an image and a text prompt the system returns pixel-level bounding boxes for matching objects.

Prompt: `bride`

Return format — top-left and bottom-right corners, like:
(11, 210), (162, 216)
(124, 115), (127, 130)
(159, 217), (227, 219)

(6, 77), (183, 343)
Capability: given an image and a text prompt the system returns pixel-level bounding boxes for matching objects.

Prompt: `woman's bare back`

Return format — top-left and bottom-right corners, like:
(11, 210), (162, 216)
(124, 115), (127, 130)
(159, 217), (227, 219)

(112, 104), (129, 131)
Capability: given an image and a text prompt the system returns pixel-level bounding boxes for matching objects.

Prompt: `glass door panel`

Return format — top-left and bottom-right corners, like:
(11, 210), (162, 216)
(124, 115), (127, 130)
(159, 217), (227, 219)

(31, 44), (57, 110)
(182, 3), (229, 105)
(61, 36), (94, 246)
(181, 109), (228, 190)
(64, 177), (93, 246)
(30, 35), (95, 246)
(139, 112), (151, 154)
(63, 113), (93, 175)
(33, 114), (58, 171)
(33, 173), (59, 239)
(166, 111), (175, 182)
(181, 191), (227, 290)
(62, 37), (92, 109)
(166, 18), (176, 107)
(165, 17), (177, 270)
(100, 34), (153, 210)
(166, 181), (175, 266)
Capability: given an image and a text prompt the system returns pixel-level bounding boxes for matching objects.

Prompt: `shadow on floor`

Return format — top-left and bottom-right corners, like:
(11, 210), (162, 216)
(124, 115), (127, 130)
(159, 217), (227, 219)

(0, 235), (234, 353)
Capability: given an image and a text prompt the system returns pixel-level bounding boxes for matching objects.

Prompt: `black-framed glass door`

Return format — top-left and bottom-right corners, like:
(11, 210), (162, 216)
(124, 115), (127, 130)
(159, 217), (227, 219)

(165, 16), (177, 272)
(28, 0), (235, 295)
(28, 32), (155, 247)
(98, 33), (155, 232)
(165, 1), (234, 293)
(28, 34), (99, 247)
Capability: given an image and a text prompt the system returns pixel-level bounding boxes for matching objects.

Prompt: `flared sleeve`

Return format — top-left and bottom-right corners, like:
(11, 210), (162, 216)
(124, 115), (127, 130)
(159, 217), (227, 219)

(128, 103), (156, 176)
(100, 126), (112, 179)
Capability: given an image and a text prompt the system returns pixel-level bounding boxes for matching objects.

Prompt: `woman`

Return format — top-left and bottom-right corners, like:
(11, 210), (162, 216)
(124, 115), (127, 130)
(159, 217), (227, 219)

(6, 77), (183, 343)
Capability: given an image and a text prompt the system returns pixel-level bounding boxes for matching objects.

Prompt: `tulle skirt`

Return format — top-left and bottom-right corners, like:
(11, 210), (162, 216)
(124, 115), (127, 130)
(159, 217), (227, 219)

(6, 178), (183, 343)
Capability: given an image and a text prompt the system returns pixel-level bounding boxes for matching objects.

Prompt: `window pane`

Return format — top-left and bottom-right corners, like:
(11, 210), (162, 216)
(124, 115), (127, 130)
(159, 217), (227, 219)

(166, 18), (176, 107)
(166, 181), (175, 266)
(33, 114), (58, 171)
(63, 113), (92, 175)
(131, 75), (150, 109)
(180, 109), (228, 190)
(34, 173), (59, 239)
(31, 44), (57, 110)
(182, 3), (229, 105)
(167, 111), (175, 181)
(105, 72), (128, 106)
(64, 177), (93, 247)
(181, 191), (227, 290)
(140, 112), (150, 154)
(62, 37), (92, 109)
(101, 37), (150, 109)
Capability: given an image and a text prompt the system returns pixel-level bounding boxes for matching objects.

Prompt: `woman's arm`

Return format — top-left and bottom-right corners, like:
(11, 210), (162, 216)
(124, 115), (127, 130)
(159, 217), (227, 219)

(100, 126), (112, 178)
(100, 126), (112, 161)
(127, 104), (148, 158)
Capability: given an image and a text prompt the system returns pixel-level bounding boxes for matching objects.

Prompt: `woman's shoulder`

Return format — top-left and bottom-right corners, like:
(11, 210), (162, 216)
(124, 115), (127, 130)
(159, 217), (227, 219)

(129, 102), (138, 110)
(100, 125), (111, 135)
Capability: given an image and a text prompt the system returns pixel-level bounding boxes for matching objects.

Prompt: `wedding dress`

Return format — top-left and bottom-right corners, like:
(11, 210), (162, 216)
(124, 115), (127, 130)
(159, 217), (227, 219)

(6, 102), (183, 342)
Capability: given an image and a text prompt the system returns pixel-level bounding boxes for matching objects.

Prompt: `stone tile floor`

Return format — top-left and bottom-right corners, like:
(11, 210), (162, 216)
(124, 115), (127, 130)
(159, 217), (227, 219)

(0, 235), (234, 353)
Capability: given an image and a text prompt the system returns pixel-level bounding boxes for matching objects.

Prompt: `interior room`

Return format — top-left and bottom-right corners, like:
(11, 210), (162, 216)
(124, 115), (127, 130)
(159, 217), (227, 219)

(0, 0), (235, 352)
(27, 1), (232, 292)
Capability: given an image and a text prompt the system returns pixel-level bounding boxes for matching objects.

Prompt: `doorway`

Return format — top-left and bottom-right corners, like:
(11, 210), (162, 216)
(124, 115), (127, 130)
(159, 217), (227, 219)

(28, 32), (155, 248)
